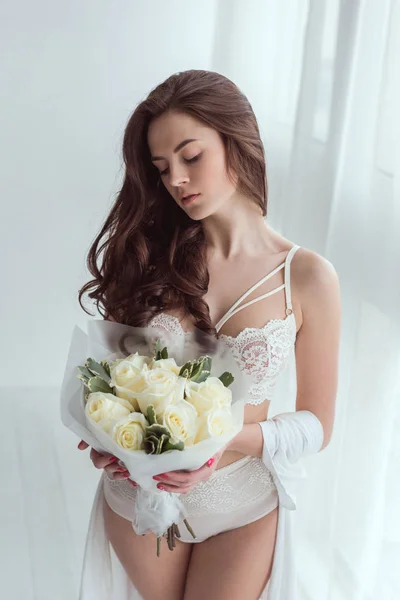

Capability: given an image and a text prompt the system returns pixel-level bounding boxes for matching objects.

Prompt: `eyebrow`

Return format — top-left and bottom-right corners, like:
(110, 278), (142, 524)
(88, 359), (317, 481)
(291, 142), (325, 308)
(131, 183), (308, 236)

(151, 139), (199, 162)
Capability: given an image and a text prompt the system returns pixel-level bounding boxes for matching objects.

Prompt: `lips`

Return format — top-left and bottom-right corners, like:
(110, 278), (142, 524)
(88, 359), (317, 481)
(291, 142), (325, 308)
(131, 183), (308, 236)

(181, 193), (201, 206)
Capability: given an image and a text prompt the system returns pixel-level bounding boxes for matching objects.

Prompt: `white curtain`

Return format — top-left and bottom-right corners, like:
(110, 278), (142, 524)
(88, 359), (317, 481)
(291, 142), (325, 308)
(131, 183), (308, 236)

(215, 1), (400, 598)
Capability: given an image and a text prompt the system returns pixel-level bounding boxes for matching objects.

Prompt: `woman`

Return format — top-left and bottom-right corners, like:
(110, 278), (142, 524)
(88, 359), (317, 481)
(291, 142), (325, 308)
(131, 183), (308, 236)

(77, 69), (341, 600)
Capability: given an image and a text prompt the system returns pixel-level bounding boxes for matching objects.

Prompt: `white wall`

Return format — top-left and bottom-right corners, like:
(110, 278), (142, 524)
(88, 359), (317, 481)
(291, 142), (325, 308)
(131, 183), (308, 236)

(0, 0), (219, 386)
(0, 3), (219, 597)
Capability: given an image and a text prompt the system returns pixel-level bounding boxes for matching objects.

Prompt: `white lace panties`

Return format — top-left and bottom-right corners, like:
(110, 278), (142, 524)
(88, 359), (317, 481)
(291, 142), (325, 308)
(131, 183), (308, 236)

(103, 455), (279, 543)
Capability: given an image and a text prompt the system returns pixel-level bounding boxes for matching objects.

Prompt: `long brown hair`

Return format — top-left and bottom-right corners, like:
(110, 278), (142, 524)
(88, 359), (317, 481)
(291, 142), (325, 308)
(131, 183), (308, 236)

(78, 69), (268, 336)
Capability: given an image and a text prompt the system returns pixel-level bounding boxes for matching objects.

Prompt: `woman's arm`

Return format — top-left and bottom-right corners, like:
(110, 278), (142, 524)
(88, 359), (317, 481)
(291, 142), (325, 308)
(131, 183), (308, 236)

(292, 252), (341, 450)
(227, 423), (264, 457)
(228, 253), (341, 460)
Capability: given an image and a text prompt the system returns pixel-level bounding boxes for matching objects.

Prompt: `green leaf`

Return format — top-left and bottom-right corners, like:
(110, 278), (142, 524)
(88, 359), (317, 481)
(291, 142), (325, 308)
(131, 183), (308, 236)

(155, 346), (168, 360)
(196, 355), (212, 369)
(189, 362), (202, 381)
(147, 405), (157, 426)
(144, 437), (157, 455)
(219, 372), (235, 387)
(146, 423), (170, 437)
(77, 365), (94, 382)
(194, 371), (210, 384)
(87, 376), (114, 394)
(100, 360), (111, 378)
(179, 361), (193, 377)
(188, 355), (212, 383)
(198, 356), (212, 375)
(143, 421), (183, 455)
(189, 356), (212, 383)
(157, 433), (170, 454)
(164, 438), (184, 452)
(154, 339), (162, 359)
(85, 358), (112, 384)
(77, 373), (90, 387)
(154, 341), (169, 361)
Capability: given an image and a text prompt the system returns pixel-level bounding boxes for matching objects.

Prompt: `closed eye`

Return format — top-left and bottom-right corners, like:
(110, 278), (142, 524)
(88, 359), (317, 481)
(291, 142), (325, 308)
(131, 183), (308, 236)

(160, 154), (201, 176)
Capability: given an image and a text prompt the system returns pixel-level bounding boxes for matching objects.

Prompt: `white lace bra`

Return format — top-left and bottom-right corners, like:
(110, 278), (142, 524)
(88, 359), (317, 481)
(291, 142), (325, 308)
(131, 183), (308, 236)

(149, 244), (300, 405)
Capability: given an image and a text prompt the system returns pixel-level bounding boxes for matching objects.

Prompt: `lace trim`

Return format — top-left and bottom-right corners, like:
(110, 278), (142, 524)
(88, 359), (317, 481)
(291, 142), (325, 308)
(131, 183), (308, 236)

(104, 457), (277, 518)
(148, 313), (296, 405)
(181, 457), (276, 516)
(104, 472), (138, 503)
(221, 316), (296, 404)
(149, 313), (185, 336)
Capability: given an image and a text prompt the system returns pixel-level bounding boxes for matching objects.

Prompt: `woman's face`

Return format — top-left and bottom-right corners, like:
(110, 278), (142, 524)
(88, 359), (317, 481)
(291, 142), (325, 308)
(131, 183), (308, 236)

(147, 110), (238, 220)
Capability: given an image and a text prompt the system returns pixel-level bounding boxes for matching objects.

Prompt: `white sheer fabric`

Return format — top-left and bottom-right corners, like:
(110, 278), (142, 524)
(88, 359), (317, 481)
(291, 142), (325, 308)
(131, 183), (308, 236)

(215, 1), (400, 598)
(77, 3), (400, 598)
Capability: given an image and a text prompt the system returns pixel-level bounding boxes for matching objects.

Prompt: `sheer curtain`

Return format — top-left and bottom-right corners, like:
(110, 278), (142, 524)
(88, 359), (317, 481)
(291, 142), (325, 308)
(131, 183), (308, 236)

(214, 1), (400, 598)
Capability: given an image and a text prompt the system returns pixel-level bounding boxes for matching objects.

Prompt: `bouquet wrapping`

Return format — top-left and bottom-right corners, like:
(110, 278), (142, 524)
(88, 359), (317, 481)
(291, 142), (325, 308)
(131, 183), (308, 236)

(60, 319), (251, 549)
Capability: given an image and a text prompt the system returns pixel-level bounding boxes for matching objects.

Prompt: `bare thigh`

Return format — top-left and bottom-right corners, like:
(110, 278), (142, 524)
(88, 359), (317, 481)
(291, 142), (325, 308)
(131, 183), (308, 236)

(184, 506), (279, 600)
(103, 499), (193, 600)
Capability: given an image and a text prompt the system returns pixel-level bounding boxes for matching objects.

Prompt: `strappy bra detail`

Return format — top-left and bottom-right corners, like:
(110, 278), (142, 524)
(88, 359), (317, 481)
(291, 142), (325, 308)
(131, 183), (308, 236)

(215, 244), (299, 333)
(149, 244), (301, 405)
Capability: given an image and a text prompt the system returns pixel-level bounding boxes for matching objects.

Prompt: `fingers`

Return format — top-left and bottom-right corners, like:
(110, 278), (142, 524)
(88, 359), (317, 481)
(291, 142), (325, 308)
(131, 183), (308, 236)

(110, 468), (138, 486)
(153, 455), (218, 493)
(154, 471), (192, 486)
(89, 448), (117, 469)
(78, 442), (122, 471)
(156, 483), (192, 494)
(77, 441), (138, 486)
(153, 469), (204, 488)
(104, 465), (135, 481)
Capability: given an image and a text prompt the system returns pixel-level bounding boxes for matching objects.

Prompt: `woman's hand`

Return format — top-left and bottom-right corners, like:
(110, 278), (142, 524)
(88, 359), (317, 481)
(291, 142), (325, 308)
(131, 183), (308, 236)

(152, 445), (228, 494)
(77, 440), (138, 486)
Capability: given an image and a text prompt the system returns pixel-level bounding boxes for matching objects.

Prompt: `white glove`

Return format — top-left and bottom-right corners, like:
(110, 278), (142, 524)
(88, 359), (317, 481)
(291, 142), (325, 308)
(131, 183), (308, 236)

(258, 410), (324, 509)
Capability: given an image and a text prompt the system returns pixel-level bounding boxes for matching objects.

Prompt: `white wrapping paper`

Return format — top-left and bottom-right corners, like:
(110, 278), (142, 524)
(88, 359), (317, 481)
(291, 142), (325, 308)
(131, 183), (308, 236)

(60, 319), (252, 537)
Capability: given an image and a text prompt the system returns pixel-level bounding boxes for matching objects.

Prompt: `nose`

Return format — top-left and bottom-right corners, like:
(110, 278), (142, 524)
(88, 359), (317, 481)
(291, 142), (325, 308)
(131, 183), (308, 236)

(168, 165), (190, 188)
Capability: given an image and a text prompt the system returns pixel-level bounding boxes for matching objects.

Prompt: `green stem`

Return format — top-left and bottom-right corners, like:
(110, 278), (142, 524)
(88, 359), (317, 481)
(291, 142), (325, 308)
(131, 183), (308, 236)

(183, 519), (196, 539)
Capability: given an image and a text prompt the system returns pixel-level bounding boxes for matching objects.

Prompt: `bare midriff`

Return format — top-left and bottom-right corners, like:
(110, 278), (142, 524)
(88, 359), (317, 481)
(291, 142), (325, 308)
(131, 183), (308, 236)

(216, 399), (270, 470)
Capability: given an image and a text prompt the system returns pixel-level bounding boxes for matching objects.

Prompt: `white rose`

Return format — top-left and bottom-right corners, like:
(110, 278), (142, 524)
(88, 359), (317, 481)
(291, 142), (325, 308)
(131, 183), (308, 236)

(109, 352), (151, 410)
(152, 357), (181, 375)
(163, 400), (198, 446)
(195, 407), (235, 443)
(185, 377), (232, 416)
(112, 412), (149, 451)
(85, 392), (132, 433)
(135, 369), (186, 419)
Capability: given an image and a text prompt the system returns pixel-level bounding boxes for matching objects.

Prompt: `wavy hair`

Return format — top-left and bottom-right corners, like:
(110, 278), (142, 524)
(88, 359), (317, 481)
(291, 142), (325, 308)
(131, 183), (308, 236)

(78, 69), (268, 336)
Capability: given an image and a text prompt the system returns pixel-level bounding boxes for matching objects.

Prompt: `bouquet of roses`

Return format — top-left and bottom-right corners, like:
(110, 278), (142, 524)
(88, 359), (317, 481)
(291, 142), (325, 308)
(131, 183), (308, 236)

(60, 319), (250, 555)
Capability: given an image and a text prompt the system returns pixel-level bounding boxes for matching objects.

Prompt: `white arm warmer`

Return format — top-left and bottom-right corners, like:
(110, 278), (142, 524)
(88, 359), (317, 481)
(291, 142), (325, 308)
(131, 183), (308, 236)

(258, 410), (324, 509)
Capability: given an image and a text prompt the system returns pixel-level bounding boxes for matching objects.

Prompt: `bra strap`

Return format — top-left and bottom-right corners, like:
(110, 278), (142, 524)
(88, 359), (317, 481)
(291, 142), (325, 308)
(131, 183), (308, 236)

(215, 244), (301, 331)
(214, 262), (285, 332)
(215, 284), (286, 333)
(284, 244), (300, 315)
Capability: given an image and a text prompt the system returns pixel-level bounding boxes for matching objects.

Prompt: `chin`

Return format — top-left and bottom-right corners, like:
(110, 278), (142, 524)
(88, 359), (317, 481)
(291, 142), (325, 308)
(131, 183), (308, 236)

(184, 206), (215, 221)
(181, 199), (220, 221)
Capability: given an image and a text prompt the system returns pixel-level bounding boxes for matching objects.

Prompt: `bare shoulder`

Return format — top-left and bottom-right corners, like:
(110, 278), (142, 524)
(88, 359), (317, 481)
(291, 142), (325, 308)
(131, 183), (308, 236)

(291, 245), (341, 330)
(292, 246), (339, 289)
(285, 245), (341, 449)
(265, 226), (339, 297)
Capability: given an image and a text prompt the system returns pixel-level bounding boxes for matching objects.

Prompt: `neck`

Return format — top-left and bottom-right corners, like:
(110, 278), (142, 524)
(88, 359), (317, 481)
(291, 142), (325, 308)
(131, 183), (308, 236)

(203, 206), (272, 261)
